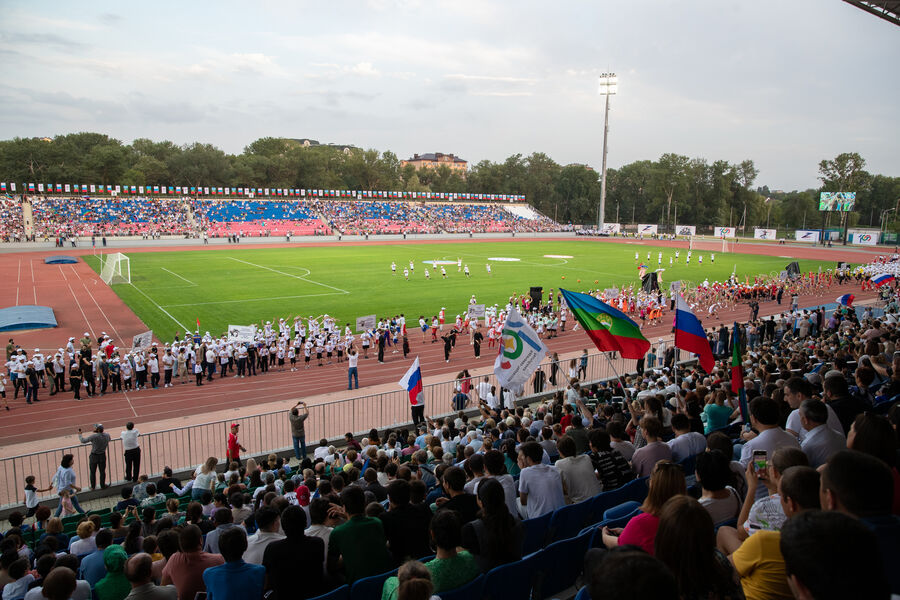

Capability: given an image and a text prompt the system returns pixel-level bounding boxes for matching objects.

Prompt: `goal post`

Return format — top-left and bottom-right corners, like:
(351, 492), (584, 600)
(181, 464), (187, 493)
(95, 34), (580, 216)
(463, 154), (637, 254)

(100, 252), (131, 285)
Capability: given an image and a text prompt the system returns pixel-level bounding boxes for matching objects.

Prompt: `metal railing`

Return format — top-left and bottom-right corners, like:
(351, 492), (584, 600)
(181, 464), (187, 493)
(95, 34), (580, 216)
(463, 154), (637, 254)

(0, 350), (642, 509)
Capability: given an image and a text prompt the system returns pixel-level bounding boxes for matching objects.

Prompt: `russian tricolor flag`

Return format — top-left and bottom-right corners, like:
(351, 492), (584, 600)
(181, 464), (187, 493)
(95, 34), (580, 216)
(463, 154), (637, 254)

(836, 293), (854, 307)
(399, 356), (423, 405)
(871, 273), (895, 287)
(674, 294), (715, 373)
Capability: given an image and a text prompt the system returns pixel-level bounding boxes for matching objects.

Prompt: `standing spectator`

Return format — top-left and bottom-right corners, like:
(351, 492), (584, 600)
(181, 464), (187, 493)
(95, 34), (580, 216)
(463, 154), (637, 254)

(51, 454), (84, 516)
(516, 441), (565, 519)
(327, 486), (392, 584)
(161, 525), (224, 600)
(225, 424), (246, 467)
(94, 546), (130, 600)
(121, 422), (141, 483)
(202, 528), (265, 600)
(263, 505), (325, 599)
(347, 348), (359, 389)
(289, 402), (309, 461)
(78, 424), (111, 490)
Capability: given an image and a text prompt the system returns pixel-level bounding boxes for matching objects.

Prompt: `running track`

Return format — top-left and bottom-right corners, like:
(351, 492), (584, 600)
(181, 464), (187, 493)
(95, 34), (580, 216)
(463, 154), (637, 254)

(0, 236), (885, 450)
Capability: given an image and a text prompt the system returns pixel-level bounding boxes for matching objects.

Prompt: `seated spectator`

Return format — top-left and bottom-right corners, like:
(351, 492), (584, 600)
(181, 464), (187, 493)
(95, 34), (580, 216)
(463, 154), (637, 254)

(263, 505), (325, 599)
(122, 553), (177, 599)
(30, 568), (76, 600)
(602, 460), (686, 554)
(846, 412), (900, 515)
(150, 530), (180, 583)
(115, 488), (139, 513)
(202, 528), (264, 600)
(229, 494), (251, 527)
(2, 558), (33, 600)
(631, 416), (672, 477)
(717, 447), (808, 551)
(327, 486), (392, 584)
(156, 468), (182, 496)
(481, 449), (519, 518)
(243, 507), (284, 565)
(180, 503), (213, 535)
(0, 550), (16, 592)
(78, 528), (113, 588)
(139, 484), (165, 509)
(585, 548), (678, 600)
(819, 450), (900, 595)
(738, 397), (800, 498)
(655, 495), (743, 600)
(555, 435), (601, 503)
(160, 525), (224, 600)
(587, 429), (635, 492)
(420, 510), (479, 594)
(379, 479), (432, 566)
(707, 432), (747, 498)
(461, 478), (523, 573)
(667, 413), (707, 463)
(39, 518), (68, 549)
(703, 390), (737, 435)
(202, 509), (237, 555)
(68, 521), (97, 556)
(780, 510), (891, 600)
(797, 399), (845, 468)
(695, 450), (742, 525)
(822, 372), (865, 434)
(516, 441), (565, 519)
(381, 560), (434, 600)
(24, 555), (57, 599)
(728, 466), (821, 600)
(123, 522), (144, 556)
(108, 512), (129, 540)
(24, 554), (92, 600)
(783, 376), (843, 441)
(434, 466), (479, 524)
(94, 545), (130, 600)
(607, 421), (635, 462)
(304, 498), (335, 573)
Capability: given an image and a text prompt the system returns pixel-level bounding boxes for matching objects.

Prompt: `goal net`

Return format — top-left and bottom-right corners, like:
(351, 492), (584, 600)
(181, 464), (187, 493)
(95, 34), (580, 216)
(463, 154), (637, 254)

(100, 252), (131, 285)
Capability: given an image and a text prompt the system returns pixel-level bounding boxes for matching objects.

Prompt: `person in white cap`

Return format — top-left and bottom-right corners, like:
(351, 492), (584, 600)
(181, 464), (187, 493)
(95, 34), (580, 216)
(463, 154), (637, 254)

(32, 349), (46, 388)
(53, 351), (66, 394)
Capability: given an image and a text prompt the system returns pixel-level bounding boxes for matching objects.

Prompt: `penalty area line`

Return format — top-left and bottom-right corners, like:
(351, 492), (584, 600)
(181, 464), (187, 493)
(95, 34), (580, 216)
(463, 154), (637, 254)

(161, 292), (346, 308)
(160, 267), (197, 286)
(226, 257), (349, 294)
(128, 283), (192, 333)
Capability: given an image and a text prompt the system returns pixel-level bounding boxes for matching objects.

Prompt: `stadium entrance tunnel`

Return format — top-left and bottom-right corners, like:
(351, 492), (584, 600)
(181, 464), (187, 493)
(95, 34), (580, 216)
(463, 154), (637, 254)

(0, 305), (58, 332)
(43, 255), (78, 264)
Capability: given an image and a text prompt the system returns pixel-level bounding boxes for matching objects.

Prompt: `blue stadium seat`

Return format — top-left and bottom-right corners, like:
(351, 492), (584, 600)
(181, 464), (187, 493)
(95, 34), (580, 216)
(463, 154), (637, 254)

(603, 501), (641, 521)
(482, 549), (542, 600)
(548, 497), (594, 543)
(535, 529), (592, 599)
(438, 574), (485, 600)
(521, 511), (553, 554)
(575, 586), (592, 600)
(308, 584), (350, 600)
(349, 568), (397, 600)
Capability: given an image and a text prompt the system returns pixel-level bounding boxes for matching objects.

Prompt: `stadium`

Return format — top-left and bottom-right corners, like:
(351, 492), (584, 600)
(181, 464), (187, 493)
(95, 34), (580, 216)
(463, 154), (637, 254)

(0, 2), (898, 600)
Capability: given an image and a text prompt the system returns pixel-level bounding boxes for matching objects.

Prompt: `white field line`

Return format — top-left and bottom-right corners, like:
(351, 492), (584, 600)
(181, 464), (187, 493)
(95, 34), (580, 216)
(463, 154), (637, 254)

(160, 267), (197, 286)
(226, 257), (349, 293)
(161, 292), (345, 308)
(127, 283), (191, 333)
(68, 284), (95, 338)
(81, 281), (124, 342)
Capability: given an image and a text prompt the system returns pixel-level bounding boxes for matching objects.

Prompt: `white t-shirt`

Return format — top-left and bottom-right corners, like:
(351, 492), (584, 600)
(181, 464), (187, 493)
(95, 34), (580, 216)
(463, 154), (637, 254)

(785, 404), (845, 441)
(518, 464), (565, 519)
(348, 353), (358, 368)
(121, 428), (140, 451)
(555, 455), (601, 503)
(667, 432), (708, 463)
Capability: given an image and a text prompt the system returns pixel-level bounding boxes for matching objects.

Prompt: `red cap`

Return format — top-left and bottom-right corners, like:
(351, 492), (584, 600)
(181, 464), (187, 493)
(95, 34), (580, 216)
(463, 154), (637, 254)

(296, 485), (310, 506)
(230, 423), (240, 428)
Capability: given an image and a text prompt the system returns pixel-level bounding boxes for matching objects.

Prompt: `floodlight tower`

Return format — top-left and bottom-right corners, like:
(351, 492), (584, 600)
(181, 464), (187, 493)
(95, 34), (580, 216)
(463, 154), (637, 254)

(598, 72), (617, 230)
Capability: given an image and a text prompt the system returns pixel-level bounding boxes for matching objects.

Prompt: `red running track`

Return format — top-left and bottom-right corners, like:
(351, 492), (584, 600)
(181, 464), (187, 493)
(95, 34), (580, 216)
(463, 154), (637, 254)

(0, 236), (883, 448)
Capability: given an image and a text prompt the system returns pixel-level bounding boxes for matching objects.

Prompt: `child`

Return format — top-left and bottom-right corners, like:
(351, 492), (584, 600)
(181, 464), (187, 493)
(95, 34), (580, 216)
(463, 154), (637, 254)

(23, 475), (50, 518)
(0, 372), (8, 410)
(58, 489), (77, 516)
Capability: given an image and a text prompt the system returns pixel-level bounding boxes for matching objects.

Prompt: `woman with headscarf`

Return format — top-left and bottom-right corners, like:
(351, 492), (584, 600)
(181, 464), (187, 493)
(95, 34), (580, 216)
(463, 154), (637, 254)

(94, 545), (130, 600)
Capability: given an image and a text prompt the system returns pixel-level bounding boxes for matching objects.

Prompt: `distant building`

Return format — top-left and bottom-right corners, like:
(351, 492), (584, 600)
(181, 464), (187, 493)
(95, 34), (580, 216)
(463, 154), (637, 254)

(288, 138), (356, 154)
(402, 153), (468, 175)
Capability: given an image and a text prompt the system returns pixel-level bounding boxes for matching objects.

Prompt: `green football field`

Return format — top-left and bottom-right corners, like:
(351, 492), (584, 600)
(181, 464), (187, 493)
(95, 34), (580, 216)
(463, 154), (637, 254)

(84, 241), (831, 340)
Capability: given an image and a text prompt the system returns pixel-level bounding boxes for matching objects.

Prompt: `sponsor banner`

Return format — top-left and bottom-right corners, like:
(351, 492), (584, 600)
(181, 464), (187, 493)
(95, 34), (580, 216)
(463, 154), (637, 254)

(676, 225), (696, 236)
(753, 228), (777, 240)
(850, 232), (878, 246)
(356, 314), (376, 332)
(637, 224), (658, 235)
(467, 304), (486, 318)
(714, 227), (735, 238)
(227, 325), (257, 344)
(600, 223), (621, 234)
(794, 230), (820, 242)
(493, 307), (548, 391)
(131, 330), (153, 352)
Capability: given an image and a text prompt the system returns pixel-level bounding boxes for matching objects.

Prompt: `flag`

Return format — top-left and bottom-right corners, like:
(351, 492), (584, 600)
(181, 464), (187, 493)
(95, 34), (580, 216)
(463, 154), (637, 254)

(871, 273), (895, 287)
(494, 306), (548, 390)
(836, 293), (854, 307)
(399, 357), (423, 405)
(196, 317), (201, 333)
(731, 322), (748, 423)
(674, 295), (715, 373)
(560, 289), (650, 359)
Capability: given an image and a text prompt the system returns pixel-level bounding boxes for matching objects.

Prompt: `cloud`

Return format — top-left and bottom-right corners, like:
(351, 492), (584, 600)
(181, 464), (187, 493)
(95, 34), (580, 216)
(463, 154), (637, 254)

(99, 13), (123, 25)
(444, 74), (538, 84)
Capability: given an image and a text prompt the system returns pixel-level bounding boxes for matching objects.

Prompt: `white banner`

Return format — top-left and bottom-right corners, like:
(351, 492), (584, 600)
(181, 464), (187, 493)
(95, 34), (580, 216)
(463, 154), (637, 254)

(356, 314), (376, 332)
(131, 330), (153, 352)
(714, 226), (736, 238)
(600, 223), (621, 234)
(637, 224), (658, 235)
(753, 228), (777, 240)
(794, 230), (820, 242)
(467, 304), (486, 318)
(850, 232), (878, 246)
(604, 287), (620, 299)
(494, 307), (548, 392)
(227, 325), (257, 344)
(676, 225), (696, 236)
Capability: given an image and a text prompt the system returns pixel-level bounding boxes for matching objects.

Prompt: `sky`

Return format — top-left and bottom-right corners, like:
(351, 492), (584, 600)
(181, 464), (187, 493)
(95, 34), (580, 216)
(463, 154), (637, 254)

(0, 0), (897, 191)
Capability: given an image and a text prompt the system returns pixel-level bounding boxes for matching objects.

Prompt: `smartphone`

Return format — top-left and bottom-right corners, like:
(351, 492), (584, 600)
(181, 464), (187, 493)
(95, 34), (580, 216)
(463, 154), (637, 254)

(752, 450), (768, 477)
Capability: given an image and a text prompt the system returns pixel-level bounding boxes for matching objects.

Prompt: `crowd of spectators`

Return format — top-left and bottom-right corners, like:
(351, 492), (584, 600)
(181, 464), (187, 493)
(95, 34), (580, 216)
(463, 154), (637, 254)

(28, 197), (192, 239)
(0, 198), (24, 242)
(3, 286), (899, 599)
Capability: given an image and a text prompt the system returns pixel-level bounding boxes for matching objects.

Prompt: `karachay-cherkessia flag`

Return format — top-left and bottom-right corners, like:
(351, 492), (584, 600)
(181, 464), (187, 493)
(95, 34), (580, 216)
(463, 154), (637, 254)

(559, 288), (650, 359)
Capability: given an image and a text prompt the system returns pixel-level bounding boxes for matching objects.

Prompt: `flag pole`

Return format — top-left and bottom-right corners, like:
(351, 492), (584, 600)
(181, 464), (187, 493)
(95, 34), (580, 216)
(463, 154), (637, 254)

(603, 351), (628, 400)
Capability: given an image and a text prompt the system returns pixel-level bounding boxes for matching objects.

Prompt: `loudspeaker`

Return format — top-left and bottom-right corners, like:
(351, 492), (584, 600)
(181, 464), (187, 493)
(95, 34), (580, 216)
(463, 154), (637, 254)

(530, 286), (543, 307)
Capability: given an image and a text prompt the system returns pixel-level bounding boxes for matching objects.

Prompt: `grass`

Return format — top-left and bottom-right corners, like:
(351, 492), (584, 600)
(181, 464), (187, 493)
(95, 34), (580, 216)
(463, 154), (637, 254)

(83, 241), (833, 340)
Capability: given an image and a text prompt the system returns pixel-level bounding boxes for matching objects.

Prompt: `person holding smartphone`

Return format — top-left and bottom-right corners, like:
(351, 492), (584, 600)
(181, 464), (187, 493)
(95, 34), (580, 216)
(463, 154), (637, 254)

(738, 397), (799, 501)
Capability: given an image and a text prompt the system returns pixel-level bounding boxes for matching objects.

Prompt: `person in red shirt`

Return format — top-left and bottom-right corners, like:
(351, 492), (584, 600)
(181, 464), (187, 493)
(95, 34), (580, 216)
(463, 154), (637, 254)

(226, 423), (247, 466)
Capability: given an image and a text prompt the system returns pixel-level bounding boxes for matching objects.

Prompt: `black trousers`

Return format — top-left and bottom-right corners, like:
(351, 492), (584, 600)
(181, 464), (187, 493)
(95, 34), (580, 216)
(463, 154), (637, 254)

(89, 452), (107, 488)
(411, 405), (425, 426)
(55, 372), (66, 392)
(124, 447), (141, 482)
(84, 369), (95, 395)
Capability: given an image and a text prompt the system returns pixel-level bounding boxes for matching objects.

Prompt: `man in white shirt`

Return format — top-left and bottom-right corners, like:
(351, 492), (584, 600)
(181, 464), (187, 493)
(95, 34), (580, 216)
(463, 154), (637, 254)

(476, 376), (491, 405)
(517, 441), (565, 519)
(243, 506), (284, 565)
(121, 422), (141, 483)
(739, 397), (800, 499)
(667, 413), (708, 462)
(798, 399), (845, 469)
(783, 376), (844, 442)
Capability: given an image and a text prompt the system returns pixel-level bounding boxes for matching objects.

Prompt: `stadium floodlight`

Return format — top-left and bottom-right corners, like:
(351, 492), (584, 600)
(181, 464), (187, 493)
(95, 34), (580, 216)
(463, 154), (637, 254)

(598, 72), (617, 230)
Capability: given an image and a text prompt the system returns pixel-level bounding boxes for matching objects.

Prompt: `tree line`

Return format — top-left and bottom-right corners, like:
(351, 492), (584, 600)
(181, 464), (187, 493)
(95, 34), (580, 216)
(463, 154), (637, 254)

(0, 133), (897, 230)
